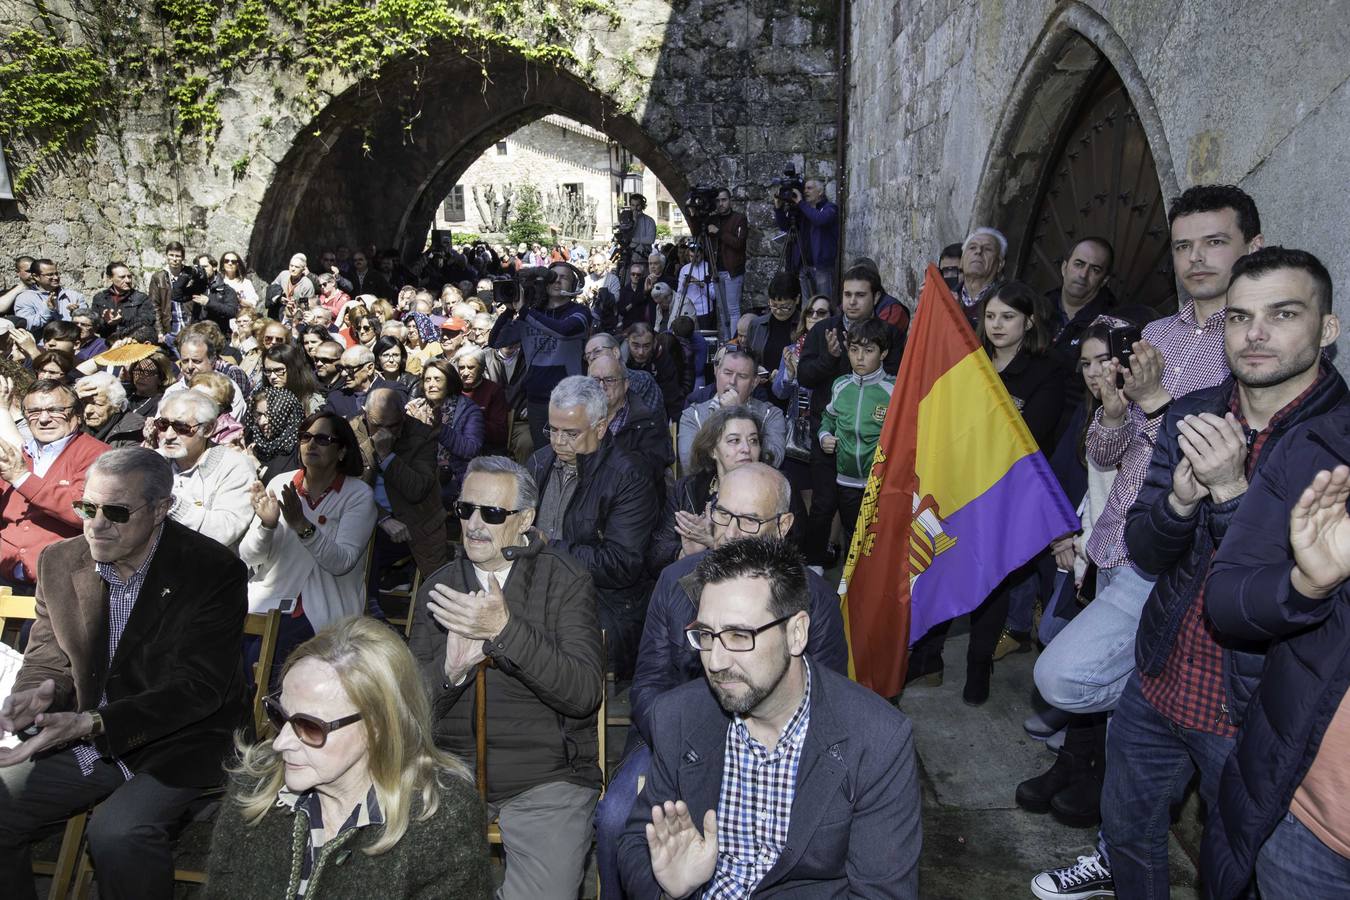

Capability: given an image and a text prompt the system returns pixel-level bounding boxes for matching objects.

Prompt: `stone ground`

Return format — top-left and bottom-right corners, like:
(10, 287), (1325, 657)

(37, 622), (1202, 899)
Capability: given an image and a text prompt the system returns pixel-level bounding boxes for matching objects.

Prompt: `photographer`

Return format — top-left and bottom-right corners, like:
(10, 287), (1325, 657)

(706, 188), (749, 340)
(187, 254), (241, 333)
(625, 194), (657, 262)
(675, 241), (716, 333)
(773, 175), (840, 302)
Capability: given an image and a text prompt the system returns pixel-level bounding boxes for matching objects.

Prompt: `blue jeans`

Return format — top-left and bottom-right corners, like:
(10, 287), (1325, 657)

(1257, 811), (1350, 899)
(1100, 674), (1235, 900)
(1038, 570), (1075, 646)
(595, 744), (649, 899)
(717, 271), (742, 341)
(1034, 563), (1156, 713)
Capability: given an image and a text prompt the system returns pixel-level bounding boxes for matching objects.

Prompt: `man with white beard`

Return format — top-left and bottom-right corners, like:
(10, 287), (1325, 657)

(152, 390), (255, 549)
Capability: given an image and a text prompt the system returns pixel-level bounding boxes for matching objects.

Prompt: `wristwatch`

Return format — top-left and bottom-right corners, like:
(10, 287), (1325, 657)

(296, 521), (317, 540)
(88, 711), (104, 738)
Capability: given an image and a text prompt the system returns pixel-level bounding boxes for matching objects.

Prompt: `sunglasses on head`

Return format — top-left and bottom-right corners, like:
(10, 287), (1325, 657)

(154, 418), (202, 436)
(72, 499), (147, 524)
(298, 432), (341, 446)
(262, 694), (361, 748)
(452, 501), (522, 525)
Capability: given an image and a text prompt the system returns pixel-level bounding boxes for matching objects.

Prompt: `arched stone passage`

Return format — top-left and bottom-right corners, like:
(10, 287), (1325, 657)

(249, 53), (695, 273)
(972, 2), (1179, 302)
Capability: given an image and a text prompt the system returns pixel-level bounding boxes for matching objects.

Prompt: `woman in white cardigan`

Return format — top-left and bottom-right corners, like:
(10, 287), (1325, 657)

(241, 410), (377, 678)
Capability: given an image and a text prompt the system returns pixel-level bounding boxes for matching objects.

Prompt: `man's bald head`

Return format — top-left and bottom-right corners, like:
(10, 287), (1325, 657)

(365, 386), (405, 424)
(713, 462), (793, 545)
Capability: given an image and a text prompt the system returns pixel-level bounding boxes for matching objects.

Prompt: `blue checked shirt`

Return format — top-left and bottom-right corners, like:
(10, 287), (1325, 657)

(73, 525), (165, 779)
(706, 664), (812, 898)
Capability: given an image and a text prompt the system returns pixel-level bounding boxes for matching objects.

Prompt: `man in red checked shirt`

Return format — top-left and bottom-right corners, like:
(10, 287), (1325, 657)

(1033, 244), (1346, 899)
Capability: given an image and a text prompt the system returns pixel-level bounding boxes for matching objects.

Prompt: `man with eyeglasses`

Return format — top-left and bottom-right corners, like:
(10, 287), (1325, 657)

(0, 447), (248, 900)
(90, 261), (156, 344)
(323, 345), (397, 419)
(153, 391), (255, 551)
(0, 379), (109, 594)
(13, 258), (85, 333)
(618, 537), (920, 898)
(408, 455), (603, 900)
(594, 463), (847, 897)
(584, 332), (663, 420)
(588, 355), (671, 498)
(526, 376), (657, 681)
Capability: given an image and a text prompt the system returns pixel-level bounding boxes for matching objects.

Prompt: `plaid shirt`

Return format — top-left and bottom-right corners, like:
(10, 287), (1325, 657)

(73, 525), (165, 778)
(287, 784), (384, 897)
(214, 358), (253, 402)
(1084, 300), (1230, 569)
(1139, 370), (1325, 736)
(707, 665), (812, 899)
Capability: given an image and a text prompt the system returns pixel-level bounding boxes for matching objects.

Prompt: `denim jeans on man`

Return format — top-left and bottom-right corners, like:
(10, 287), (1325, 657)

(717, 271), (742, 341)
(1100, 673), (1235, 900)
(1256, 811), (1350, 900)
(594, 743), (649, 899)
(1034, 563), (1156, 713)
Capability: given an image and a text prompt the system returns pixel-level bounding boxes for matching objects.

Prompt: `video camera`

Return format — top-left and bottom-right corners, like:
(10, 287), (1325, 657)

(171, 264), (211, 303)
(771, 164), (805, 204)
(685, 185), (720, 221)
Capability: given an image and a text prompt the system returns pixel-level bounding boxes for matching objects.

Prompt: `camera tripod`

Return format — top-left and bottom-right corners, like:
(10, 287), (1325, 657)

(680, 219), (730, 340)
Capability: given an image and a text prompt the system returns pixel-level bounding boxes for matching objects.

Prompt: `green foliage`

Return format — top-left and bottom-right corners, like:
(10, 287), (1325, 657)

(448, 231), (482, 245)
(655, 223), (671, 238)
(506, 182), (549, 247)
(0, 29), (113, 190)
(231, 154), (251, 179)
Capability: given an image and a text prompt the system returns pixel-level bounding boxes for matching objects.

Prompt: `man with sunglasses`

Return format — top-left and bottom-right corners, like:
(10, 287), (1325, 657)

(0, 380), (109, 593)
(153, 391), (256, 551)
(323, 344), (397, 419)
(618, 537), (920, 898)
(310, 339), (346, 398)
(594, 463), (847, 897)
(408, 455), (603, 900)
(0, 447), (248, 900)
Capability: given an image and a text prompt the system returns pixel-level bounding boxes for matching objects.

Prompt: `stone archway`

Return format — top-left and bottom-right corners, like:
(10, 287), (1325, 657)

(248, 54), (694, 274)
(972, 2), (1179, 305)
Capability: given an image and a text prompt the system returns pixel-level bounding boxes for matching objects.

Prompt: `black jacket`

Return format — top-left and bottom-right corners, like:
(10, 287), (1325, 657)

(797, 314), (904, 418)
(1200, 403), (1350, 899)
(1126, 369), (1348, 729)
(408, 537), (603, 803)
(997, 349), (1068, 453)
(628, 348), (684, 421)
(526, 441), (658, 610)
(191, 275), (240, 332)
(91, 288), (157, 343)
(609, 394), (672, 502)
(646, 471), (716, 576)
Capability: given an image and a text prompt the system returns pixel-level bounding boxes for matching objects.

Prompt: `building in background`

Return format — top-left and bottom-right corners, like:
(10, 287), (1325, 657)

(433, 115), (685, 245)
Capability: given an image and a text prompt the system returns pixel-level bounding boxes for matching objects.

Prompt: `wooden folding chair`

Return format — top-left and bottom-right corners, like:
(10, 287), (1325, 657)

(382, 567), (423, 639)
(70, 609), (284, 896)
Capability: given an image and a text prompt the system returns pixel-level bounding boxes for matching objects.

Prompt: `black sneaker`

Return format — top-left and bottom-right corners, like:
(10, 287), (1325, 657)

(1030, 852), (1114, 899)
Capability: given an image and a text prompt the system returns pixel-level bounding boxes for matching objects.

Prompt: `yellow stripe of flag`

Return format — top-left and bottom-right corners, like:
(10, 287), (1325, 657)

(914, 350), (1039, 516)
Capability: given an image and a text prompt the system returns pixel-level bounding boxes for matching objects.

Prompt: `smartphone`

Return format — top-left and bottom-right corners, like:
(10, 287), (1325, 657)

(1108, 326), (1142, 388)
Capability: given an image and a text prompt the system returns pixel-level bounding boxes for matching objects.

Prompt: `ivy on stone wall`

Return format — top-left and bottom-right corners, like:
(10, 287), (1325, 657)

(0, 28), (114, 190)
(0, 0), (623, 186)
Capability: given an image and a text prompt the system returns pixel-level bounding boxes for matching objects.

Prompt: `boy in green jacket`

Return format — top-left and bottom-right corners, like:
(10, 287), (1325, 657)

(819, 317), (895, 555)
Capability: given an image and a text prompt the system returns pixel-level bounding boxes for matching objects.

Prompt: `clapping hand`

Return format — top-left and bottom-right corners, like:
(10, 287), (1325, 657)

(1290, 465), (1350, 599)
(426, 577), (510, 642)
(674, 509), (714, 557)
(250, 481), (281, 528)
(1118, 340), (1169, 411)
(406, 398), (435, 426)
(1095, 363), (1129, 426)
(278, 482), (307, 531)
(1177, 413), (1248, 503)
(824, 328), (842, 358)
(646, 800), (718, 900)
(0, 440), (26, 483)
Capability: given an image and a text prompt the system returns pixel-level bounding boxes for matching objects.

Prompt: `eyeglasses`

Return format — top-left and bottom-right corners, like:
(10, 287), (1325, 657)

(807, 308), (830, 318)
(223, 258), (241, 265)
(684, 613), (795, 653)
(452, 501), (523, 525)
(264, 366), (288, 378)
(543, 424), (585, 444)
(357, 323), (375, 332)
(314, 356), (341, 365)
(154, 418), (203, 436)
(71, 499), (149, 524)
(769, 299), (798, 308)
(263, 694), (362, 748)
(298, 432), (341, 446)
(709, 503), (784, 535)
(336, 363), (369, 375)
(22, 405), (74, 419)
(593, 375), (626, 387)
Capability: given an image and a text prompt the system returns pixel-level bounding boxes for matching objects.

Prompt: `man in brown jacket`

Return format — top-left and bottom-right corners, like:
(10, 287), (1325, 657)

(351, 387), (449, 611)
(0, 447), (248, 900)
(409, 455), (602, 900)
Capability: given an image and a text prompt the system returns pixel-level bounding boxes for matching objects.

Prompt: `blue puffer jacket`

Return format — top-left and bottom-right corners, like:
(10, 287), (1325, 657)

(1125, 368), (1348, 727)
(1200, 403), (1350, 899)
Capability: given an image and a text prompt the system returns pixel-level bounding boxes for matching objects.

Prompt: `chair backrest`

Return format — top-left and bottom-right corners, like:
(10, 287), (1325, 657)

(242, 609), (282, 736)
(0, 588), (35, 647)
(473, 632), (609, 801)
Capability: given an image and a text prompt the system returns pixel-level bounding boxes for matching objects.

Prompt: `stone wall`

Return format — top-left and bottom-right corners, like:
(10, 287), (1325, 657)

(844, 0), (1350, 369)
(0, 0), (840, 305)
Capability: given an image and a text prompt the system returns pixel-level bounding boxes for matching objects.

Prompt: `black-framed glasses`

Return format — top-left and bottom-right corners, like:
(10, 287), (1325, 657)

(314, 356), (341, 366)
(263, 366), (288, 379)
(709, 502), (784, 535)
(452, 501), (522, 525)
(263, 694), (362, 748)
(298, 432), (341, 446)
(336, 363), (368, 375)
(593, 375), (625, 387)
(72, 499), (148, 524)
(153, 418), (203, 436)
(684, 613), (795, 652)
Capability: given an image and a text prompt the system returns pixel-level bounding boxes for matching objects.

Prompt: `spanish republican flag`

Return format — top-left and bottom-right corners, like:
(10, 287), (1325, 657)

(841, 265), (1078, 697)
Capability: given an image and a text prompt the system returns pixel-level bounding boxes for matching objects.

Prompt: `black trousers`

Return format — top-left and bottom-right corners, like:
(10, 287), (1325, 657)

(910, 561), (1030, 674)
(0, 750), (203, 900)
(803, 444), (840, 566)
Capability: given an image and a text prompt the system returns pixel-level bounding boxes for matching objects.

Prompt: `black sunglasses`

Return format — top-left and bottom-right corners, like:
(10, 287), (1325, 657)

(71, 499), (148, 524)
(153, 418), (203, 436)
(298, 432), (341, 446)
(336, 363), (368, 375)
(263, 694), (362, 748)
(452, 501), (522, 525)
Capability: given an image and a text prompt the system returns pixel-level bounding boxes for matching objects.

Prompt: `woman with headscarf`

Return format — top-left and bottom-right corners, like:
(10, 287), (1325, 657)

(402, 312), (442, 376)
(246, 386), (305, 483)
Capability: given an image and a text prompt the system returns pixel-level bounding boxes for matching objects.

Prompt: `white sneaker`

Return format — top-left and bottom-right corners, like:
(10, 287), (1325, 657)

(1030, 851), (1114, 899)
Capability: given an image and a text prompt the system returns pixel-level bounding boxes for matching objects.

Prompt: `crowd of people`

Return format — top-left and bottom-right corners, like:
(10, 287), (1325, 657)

(0, 176), (1346, 900)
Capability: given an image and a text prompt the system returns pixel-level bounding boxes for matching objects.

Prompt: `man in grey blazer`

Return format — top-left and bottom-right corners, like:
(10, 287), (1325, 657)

(619, 538), (921, 898)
